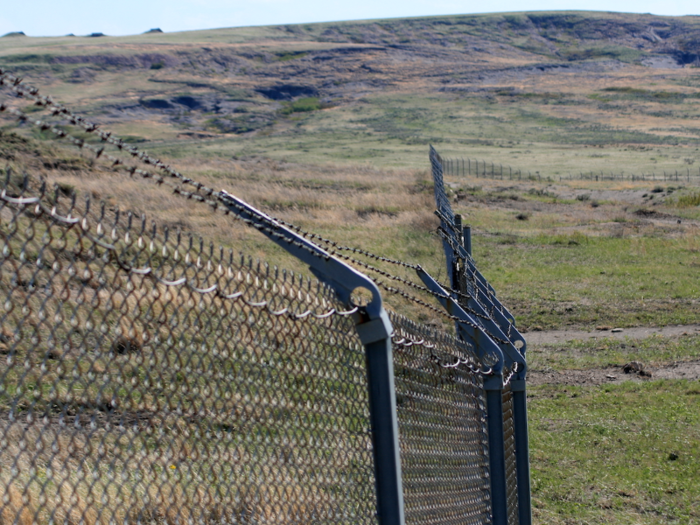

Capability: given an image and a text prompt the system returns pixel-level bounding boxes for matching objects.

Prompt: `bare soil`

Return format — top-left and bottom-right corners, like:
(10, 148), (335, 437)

(528, 360), (700, 386)
(526, 324), (700, 386)
(525, 323), (700, 346)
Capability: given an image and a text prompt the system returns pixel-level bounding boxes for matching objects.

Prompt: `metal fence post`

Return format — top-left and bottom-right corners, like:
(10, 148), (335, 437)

(511, 377), (532, 525)
(357, 323), (406, 525)
(485, 377), (509, 525)
(464, 225), (472, 256)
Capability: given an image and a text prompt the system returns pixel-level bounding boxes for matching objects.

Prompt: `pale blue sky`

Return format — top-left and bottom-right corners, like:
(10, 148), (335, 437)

(1, 0), (698, 38)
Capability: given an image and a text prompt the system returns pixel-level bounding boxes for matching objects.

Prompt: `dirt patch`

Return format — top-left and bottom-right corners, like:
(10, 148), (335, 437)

(525, 324), (700, 347)
(528, 360), (700, 386)
(526, 324), (700, 386)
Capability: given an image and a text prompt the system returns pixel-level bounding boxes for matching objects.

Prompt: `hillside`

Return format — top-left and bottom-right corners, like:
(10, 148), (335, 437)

(2, 11), (700, 171)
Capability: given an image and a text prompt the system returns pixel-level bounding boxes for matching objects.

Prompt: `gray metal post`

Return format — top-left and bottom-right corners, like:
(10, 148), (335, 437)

(464, 225), (472, 257)
(485, 377), (509, 525)
(357, 327), (406, 525)
(511, 379), (532, 525)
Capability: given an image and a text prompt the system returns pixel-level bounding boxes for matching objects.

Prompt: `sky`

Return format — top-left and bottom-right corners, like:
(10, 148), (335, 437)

(1, 0), (699, 38)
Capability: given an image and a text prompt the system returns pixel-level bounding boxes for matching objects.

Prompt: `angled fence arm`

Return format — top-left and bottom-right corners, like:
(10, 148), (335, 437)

(218, 191), (405, 525)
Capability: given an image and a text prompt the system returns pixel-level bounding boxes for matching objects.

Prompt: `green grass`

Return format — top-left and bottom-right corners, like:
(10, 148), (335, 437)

(672, 190), (700, 207)
(281, 96), (322, 115)
(475, 234), (700, 330)
(529, 380), (700, 524)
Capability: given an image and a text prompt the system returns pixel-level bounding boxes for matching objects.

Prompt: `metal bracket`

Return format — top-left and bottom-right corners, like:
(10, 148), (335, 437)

(415, 266), (505, 377)
(218, 190), (405, 525)
(417, 266), (528, 370)
(218, 190), (391, 342)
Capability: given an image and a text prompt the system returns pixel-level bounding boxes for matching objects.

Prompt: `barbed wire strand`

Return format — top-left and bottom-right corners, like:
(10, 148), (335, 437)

(0, 185), (359, 321)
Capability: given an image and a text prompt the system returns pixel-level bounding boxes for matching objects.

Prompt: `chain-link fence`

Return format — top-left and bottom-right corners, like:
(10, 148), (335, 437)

(430, 146), (531, 525)
(0, 178), (381, 524)
(0, 70), (531, 525)
(390, 313), (491, 525)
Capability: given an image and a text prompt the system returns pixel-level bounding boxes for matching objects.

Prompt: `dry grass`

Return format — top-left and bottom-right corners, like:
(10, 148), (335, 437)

(0, 421), (337, 524)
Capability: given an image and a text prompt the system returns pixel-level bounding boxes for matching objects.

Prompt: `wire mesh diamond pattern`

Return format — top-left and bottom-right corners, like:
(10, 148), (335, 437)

(390, 312), (491, 525)
(0, 178), (378, 524)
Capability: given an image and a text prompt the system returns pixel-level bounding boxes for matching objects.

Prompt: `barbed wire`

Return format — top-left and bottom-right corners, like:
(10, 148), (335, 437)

(272, 215), (502, 311)
(0, 70), (220, 201)
(391, 334), (493, 376)
(0, 183), (360, 321)
(0, 81), (484, 312)
(274, 210), (517, 344)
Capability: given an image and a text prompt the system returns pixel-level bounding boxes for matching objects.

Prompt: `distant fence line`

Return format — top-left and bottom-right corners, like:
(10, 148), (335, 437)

(441, 156), (700, 183)
(0, 69), (531, 525)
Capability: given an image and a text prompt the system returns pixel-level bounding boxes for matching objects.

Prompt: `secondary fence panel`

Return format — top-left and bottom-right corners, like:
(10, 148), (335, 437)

(391, 312), (491, 525)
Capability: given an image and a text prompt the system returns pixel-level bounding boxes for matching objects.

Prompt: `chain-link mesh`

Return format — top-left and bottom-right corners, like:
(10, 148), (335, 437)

(0, 178), (379, 524)
(389, 312), (491, 525)
(428, 148), (455, 226)
(502, 384), (519, 525)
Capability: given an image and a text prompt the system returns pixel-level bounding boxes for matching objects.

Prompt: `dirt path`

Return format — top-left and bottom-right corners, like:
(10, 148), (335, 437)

(525, 324), (700, 346)
(525, 325), (700, 386)
(528, 360), (700, 386)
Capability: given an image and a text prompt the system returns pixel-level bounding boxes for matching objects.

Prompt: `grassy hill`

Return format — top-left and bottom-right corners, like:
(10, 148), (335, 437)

(2, 11), (700, 170)
(2, 11), (700, 329)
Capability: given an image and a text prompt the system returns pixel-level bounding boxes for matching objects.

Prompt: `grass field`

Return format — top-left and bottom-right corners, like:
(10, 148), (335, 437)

(530, 379), (700, 524)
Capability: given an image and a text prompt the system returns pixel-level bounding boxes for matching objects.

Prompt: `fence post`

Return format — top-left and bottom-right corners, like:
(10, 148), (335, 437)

(359, 329), (406, 525)
(511, 373), (532, 525)
(485, 377), (509, 525)
(218, 191), (405, 525)
(464, 225), (472, 256)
